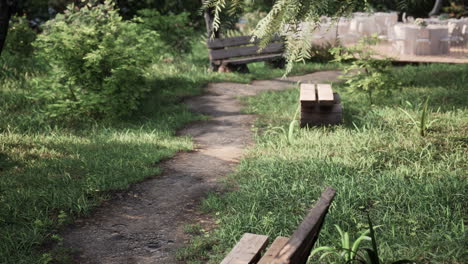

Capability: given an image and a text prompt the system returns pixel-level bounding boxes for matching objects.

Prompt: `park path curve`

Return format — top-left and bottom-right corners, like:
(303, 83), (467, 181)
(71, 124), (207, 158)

(61, 70), (342, 264)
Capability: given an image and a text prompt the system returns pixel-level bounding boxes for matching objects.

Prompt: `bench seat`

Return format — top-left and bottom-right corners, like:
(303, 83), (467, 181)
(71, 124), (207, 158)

(300, 83), (343, 127)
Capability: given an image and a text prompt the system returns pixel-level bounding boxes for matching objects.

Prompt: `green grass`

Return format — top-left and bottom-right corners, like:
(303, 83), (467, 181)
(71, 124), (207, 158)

(180, 63), (468, 264)
(0, 38), (338, 263)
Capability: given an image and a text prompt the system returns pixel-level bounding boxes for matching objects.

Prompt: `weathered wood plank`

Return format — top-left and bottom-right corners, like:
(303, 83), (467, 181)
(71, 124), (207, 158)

(301, 103), (342, 113)
(258, 237), (290, 264)
(220, 233), (269, 264)
(300, 84), (317, 105)
(300, 115), (342, 127)
(317, 83), (334, 105)
(218, 53), (283, 65)
(210, 43), (284, 60)
(208, 36), (253, 49)
(208, 35), (283, 49)
(270, 187), (337, 264)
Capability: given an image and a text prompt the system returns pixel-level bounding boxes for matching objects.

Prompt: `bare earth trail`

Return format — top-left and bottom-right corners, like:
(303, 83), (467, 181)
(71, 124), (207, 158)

(62, 71), (341, 264)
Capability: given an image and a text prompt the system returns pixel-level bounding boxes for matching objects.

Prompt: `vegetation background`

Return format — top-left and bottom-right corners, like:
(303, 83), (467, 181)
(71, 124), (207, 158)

(0, 0), (466, 263)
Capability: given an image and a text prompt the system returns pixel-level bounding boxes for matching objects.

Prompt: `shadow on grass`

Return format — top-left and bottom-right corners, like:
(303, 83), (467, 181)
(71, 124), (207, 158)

(0, 134), (188, 263)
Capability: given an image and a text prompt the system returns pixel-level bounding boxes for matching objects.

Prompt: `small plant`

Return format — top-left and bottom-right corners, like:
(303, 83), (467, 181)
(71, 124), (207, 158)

(399, 97), (438, 137)
(414, 18), (427, 27)
(331, 36), (401, 105)
(288, 103), (301, 144)
(311, 225), (372, 262)
(438, 13), (449, 20)
(312, 214), (414, 264)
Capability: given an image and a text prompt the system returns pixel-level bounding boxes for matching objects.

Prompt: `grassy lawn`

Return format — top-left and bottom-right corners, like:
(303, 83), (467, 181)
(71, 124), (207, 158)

(179, 63), (467, 263)
(0, 39), (339, 263)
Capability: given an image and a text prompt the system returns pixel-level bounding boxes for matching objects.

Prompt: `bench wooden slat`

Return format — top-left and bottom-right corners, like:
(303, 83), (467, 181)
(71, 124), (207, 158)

(300, 115), (342, 127)
(208, 36), (253, 49)
(270, 187), (337, 264)
(221, 233), (269, 264)
(257, 236), (290, 264)
(220, 53), (283, 65)
(210, 43), (284, 60)
(208, 35), (283, 49)
(301, 103), (342, 113)
(300, 84), (317, 105)
(317, 84), (334, 105)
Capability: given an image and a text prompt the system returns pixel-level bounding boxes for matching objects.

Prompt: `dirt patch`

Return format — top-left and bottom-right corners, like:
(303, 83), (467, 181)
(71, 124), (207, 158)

(60, 70), (342, 264)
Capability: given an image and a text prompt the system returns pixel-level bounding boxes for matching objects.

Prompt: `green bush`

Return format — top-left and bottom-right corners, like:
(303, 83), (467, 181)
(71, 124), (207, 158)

(4, 16), (37, 57)
(137, 9), (194, 54)
(331, 37), (400, 105)
(32, 0), (164, 120)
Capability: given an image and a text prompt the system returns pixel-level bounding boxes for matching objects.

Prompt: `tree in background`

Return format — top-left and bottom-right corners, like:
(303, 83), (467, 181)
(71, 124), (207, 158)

(429, 0), (444, 16)
(0, 0), (16, 55)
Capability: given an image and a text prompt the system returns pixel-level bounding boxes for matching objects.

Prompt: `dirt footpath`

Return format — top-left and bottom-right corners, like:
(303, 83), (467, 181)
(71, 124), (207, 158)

(61, 71), (341, 264)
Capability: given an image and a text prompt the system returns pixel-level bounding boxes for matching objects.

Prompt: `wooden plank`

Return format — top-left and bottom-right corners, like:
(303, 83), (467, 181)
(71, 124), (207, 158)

(210, 42), (284, 60)
(301, 103), (342, 113)
(269, 187), (337, 264)
(300, 114), (342, 127)
(317, 84), (334, 105)
(221, 53), (283, 65)
(208, 35), (283, 49)
(208, 36), (253, 49)
(221, 233), (269, 264)
(300, 83), (316, 104)
(258, 237), (290, 264)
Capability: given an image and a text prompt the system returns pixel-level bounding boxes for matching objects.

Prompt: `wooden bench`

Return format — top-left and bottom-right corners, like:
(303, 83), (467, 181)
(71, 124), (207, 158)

(221, 187), (336, 264)
(203, 8), (285, 73)
(300, 83), (342, 127)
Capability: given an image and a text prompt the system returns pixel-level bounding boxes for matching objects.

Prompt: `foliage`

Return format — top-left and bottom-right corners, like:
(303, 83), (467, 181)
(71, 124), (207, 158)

(414, 18), (427, 27)
(236, 10), (268, 35)
(0, 15), (38, 83)
(138, 9), (194, 54)
(443, 1), (468, 18)
(116, 0), (202, 20)
(32, 0), (164, 120)
(203, 0), (363, 72)
(4, 15), (36, 57)
(394, 0), (437, 17)
(311, 224), (371, 262)
(312, 215), (414, 264)
(399, 97), (438, 137)
(331, 37), (400, 105)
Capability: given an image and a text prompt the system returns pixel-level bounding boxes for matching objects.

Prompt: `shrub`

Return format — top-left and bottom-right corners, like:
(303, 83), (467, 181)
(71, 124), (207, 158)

(137, 9), (194, 54)
(331, 37), (400, 105)
(0, 16), (37, 82)
(4, 15), (37, 57)
(32, 0), (164, 120)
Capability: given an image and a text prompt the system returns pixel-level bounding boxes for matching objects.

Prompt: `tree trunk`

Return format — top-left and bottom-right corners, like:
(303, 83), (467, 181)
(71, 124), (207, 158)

(0, 0), (13, 56)
(429, 0), (444, 17)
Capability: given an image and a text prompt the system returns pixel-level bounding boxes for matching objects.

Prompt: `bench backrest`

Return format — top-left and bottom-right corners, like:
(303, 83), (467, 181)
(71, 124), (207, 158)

(203, 7), (284, 62)
(270, 187), (336, 264)
(208, 36), (284, 61)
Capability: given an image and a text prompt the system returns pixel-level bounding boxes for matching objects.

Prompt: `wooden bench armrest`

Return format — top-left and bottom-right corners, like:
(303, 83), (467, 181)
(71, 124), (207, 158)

(220, 187), (336, 264)
(221, 233), (269, 264)
(270, 187), (336, 264)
